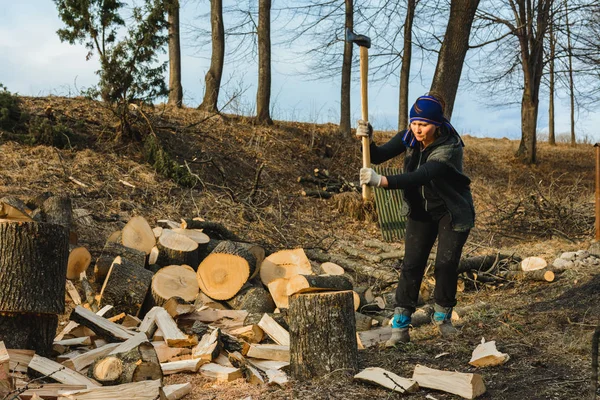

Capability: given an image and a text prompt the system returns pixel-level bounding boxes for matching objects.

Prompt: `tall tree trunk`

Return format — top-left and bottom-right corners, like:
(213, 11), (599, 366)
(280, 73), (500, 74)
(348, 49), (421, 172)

(429, 0), (480, 119)
(548, 17), (556, 145)
(256, 0), (273, 125)
(167, 0), (183, 107)
(199, 0), (225, 113)
(517, 90), (538, 164)
(565, 0), (576, 146)
(339, 0), (353, 137)
(398, 0), (415, 131)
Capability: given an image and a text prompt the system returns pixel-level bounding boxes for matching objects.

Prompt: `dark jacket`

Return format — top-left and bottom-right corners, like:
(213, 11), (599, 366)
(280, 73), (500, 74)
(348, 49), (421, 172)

(368, 126), (475, 232)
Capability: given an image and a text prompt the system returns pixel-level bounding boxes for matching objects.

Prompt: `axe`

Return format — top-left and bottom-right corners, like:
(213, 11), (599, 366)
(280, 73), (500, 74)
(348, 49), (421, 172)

(345, 28), (372, 200)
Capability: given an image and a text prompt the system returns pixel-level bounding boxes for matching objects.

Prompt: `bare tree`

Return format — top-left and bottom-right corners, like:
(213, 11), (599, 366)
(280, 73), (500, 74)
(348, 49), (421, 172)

(547, 11), (556, 145)
(167, 0), (183, 107)
(430, 0), (480, 119)
(563, 0), (576, 146)
(398, 0), (416, 131)
(339, 0), (353, 136)
(256, 0), (273, 124)
(199, 0), (225, 113)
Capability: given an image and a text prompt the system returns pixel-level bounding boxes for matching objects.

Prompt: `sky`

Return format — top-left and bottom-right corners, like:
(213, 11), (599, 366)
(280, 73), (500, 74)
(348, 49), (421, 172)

(1, 1), (599, 142)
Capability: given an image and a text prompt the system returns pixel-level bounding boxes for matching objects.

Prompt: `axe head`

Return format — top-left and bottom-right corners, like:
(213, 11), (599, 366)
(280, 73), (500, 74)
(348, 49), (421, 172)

(345, 28), (371, 49)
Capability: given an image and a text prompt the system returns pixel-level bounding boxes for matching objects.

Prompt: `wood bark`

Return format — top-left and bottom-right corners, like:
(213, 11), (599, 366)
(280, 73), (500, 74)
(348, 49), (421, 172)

(167, 0), (183, 107)
(398, 0), (415, 130)
(286, 274), (352, 296)
(180, 219), (240, 241)
(0, 222), (69, 313)
(0, 313), (57, 357)
(89, 342), (162, 386)
(70, 306), (135, 342)
(289, 290), (358, 380)
(100, 257), (154, 317)
(199, 0), (225, 113)
(226, 284), (275, 313)
(429, 0), (480, 118)
(156, 230), (199, 268)
(339, 0), (353, 137)
(93, 242), (147, 284)
(256, 0), (273, 125)
(41, 195), (72, 227)
(548, 15), (556, 146)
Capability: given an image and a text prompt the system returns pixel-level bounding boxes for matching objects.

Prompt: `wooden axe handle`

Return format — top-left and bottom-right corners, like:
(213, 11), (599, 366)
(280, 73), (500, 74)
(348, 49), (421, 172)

(360, 46), (372, 200)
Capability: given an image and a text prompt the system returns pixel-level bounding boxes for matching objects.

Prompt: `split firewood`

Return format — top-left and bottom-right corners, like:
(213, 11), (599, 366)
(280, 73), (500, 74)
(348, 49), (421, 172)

(152, 227), (163, 238)
(180, 308), (249, 331)
(286, 274), (352, 296)
(153, 307), (198, 347)
(161, 358), (206, 375)
(226, 284), (276, 313)
(120, 216), (156, 255)
(161, 383), (192, 400)
(194, 292), (228, 310)
(265, 369), (289, 386)
(163, 296), (196, 318)
(70, 306), (135, 342)
(56, 305), (113, 342)
(520, 256), (547, 271)
(0, 341), (10, 394)
(354, 367), (419, 394)
(199, 363), (243, 382)
(228, 351), (265, 385)
(0, 196), (33, 222)
(197, 241), (258, 300)
(319, 262), (345, 275)
(245, 312), (288, 330)
(213, 352), (233, 367)
(17, 383), (87, 399)
(53, 337), (93, 354)
(151, 265), (199, 306)
(354, 312), (374, 332)
(247, 358), (289, 372)
(29, 354), (100, 388)
(220, 331), (244, 354)
(259, 248), (313, 286)
(108, 313), (126, 323)
(258, 314), (290, 346)
(121, 314), (142, 328)
(151, 341), (190, 363)
(191, 328), (221, 362)
(93, 242), (146, 284)
(65, 280), (82, 305)
(357, 326), (392, 349)
(62, 343), (121, 372)
(67, 247), (92, 280)
(7, 349), (34, 372)
(148, 246), (160, 265)
(109, 332), (155, 356)
(228, 325), (265, 344)
(412, 364), (486, 399)
(57, 379), (161, 400)
(99, 256), (154, 317)
(245, 344), (290, 362)
(267, 278), (290, 309)
(469, 338), (510, 367)
(88, 342), (162, 385)
(156, 229), (199, 267)
(498, 269), (555, 282)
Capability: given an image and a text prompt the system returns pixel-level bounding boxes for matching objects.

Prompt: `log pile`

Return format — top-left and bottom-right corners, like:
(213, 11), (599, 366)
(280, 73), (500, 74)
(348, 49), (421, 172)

(298, 168), (359, 199)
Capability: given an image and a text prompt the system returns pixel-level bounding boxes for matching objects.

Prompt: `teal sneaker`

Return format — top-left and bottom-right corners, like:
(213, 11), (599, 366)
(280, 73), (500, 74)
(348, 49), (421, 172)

(433, 304), (459, 338)
(386, 307), (411, 347)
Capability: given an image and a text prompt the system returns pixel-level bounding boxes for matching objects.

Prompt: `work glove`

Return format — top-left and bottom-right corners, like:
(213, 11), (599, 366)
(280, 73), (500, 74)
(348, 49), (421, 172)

(355, 120), (373, 142)
(360, 167), (382, 187)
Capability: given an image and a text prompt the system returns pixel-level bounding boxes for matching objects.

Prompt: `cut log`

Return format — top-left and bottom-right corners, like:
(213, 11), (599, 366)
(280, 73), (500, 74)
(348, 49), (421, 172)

(157, 220), (180, 229)
(170, 228), (210, 244)
(196, 241), (257, 300)
(258, 314), (290, 346)
(228, 325), (265, 344)
(62, 343), (121, 372)
(66, 280), (82, 305)
(0, 221), (69, 314)
(199, 363), (243, 382)
(194, 292), (228, 310)
(469, 338), (510, 367)
(148, 246), (159, 265)
(357, 326), (392, 349)
(163, 296), (196, 318)
(521, 256), (547, 271)
(180, 219), (240, 241)
(41, 195), (72, 227)
(320, 262), (345, 275)
(121, 216), (155, 255)
(0, 196), (33, 221)
(267, 278), (290, 309)
(53, 336), (93, 354)
(498, 269), (555, 282)
(154, 307), (197, 347)
(57, 379), (161, 400)
(99, 256), (154, 317)
(89, 342), (162, 386)
(412, 364), (486, 399)
(0, 341), (10, 395)
(354, 367), (419, 394)
(151, 265), (199, 306)
(457, 253), (521, 274)
(152, 341), (190, 363)
(355, 312), (374, 332)
(161, 383), (192, 400)
(70, 305), (135, 342)
(245, 344), (289, 362)
(156, 230), (199, 267)
(29, 354), (100, 388)
(121, 314), (142, 328)
(228, 351), (265, 385)
(247, 358), (289, 372)
(161, 358), (206, 375)
(265, 369), (289, 386)
(191, 328), (221, 362)
(67, 247), (92, 280)
(289, 291), (358, 380)
(260, 248), (313, 286)
(93, 242), (146, 284)
(226, 284), (276, 313)
(0, 313), (58, 357)
(286, 274), (352, 296)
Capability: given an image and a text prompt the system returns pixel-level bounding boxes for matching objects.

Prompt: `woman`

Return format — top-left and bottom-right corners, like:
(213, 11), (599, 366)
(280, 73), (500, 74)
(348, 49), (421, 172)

(357, 93), (475, 346)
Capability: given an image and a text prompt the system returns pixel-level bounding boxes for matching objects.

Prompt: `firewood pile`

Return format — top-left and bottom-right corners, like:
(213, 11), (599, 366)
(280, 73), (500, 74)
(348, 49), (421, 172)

(298, 168), (359, 199)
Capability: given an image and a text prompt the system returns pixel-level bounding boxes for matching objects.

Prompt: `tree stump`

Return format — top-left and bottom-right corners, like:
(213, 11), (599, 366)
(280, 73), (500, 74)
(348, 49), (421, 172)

(289, 290), (358, 380)
(99, 256), (154, 316)
(0, 221), (69, 356)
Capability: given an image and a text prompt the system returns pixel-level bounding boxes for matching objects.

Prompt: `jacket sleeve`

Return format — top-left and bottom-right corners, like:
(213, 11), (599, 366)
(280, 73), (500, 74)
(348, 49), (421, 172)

(385, 160), (450, 189)
(368, 131), (407, 164)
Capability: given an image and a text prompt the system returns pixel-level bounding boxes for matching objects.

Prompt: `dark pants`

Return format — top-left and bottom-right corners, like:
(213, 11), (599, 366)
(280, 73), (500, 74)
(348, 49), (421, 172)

(395, 213), (470, 313)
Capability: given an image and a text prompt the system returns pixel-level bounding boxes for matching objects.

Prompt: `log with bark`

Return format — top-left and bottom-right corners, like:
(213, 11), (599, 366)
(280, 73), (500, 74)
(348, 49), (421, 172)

(88, 342), (162, 386)
(226, 284), (276, 313)
(267, 278), (290, 309)
(67, 247), (92, 281)
(457, 253), (521, 274)
(259, 248), (313, 286)
(93, 242), (147, 284)
(498, 269), (555, 282)
(99, 256), (154, 317)
(121, 216), (156, 255)
(156, 229), (199, 268)
(289, 290), (358, 380)
(0, 196), (33, 222)
(196, 241), (258, 300)
(180, 219), (240, 241)
(151, 265), (199, 306)
(286, 274), (352, 296)
(70, 305), (135, 342)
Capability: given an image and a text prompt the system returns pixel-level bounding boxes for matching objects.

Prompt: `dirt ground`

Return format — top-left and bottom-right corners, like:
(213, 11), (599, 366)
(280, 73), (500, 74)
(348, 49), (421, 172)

(1, 96), (598, 399)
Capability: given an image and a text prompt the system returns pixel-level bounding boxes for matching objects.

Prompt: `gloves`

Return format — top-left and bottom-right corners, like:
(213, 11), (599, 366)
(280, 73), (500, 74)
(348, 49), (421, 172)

(355, 120), (373, 142)
(360, 167), (382, 187)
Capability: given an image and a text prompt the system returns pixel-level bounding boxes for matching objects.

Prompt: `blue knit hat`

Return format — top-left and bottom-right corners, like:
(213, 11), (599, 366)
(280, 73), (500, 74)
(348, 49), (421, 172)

(409, 95), (444, 126)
